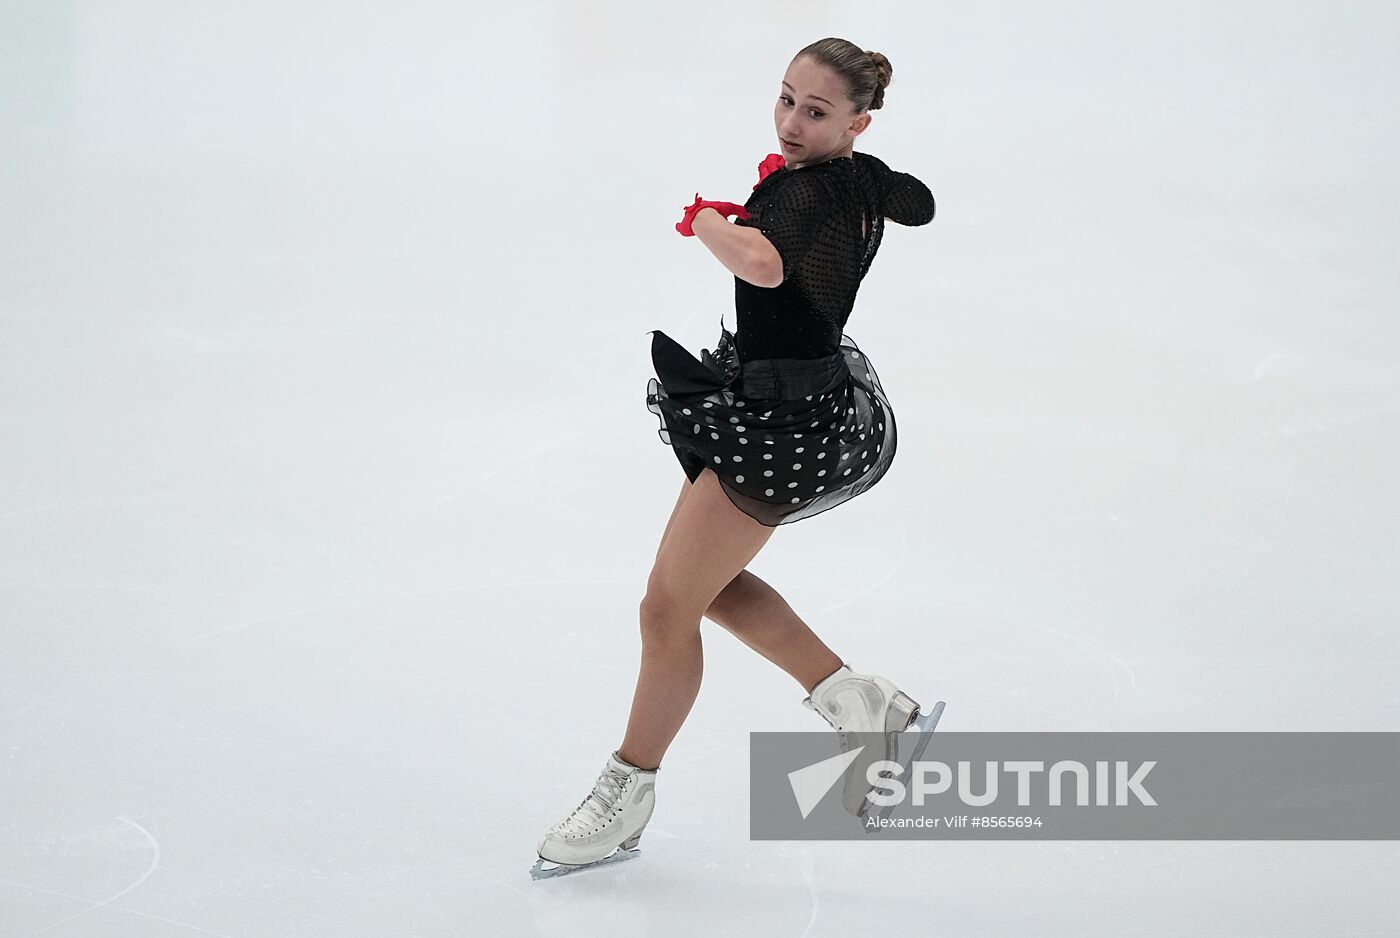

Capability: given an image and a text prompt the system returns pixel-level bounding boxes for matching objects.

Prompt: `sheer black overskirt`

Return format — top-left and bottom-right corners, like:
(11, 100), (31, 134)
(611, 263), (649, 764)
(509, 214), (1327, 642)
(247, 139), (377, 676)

(645, 319), (897, 526)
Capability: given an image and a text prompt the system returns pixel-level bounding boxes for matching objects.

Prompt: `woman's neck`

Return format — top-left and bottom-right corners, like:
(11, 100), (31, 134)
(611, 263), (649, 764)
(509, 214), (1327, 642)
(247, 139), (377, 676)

(790, 148), (853, 170)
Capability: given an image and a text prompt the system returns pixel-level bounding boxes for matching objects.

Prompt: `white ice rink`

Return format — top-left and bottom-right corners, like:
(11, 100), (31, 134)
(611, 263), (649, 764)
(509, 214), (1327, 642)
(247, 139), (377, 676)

(2, 1), (1398, 935)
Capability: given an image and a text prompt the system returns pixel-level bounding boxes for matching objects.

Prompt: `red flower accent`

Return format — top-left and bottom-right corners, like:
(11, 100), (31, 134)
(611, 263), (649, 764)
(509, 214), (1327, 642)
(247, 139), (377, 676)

(754, 152), (787, 189)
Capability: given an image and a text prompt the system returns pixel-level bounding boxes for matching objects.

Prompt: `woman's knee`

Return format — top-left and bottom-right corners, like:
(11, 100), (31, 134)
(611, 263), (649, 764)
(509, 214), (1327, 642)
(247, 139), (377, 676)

(638, 580), (702, 640)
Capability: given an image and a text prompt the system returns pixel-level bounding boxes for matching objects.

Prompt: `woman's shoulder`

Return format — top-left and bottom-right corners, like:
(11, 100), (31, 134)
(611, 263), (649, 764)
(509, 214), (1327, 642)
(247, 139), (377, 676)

(750, 159), (838, 204)
(851, 150), (892, 174)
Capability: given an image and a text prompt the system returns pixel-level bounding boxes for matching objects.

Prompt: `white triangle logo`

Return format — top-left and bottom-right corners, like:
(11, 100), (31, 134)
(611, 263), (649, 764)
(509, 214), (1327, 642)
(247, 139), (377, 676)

(787, 746), (866, 819)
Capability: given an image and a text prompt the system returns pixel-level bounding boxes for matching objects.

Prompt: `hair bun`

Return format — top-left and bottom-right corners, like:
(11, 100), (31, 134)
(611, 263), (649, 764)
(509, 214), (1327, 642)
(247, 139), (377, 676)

(867, 51), (892, 86)
(866, 50), (892, 109)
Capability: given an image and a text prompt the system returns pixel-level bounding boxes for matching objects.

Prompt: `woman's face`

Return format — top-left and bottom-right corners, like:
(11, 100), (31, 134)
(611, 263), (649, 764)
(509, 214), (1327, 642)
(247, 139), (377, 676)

(774, 57), (871, 168)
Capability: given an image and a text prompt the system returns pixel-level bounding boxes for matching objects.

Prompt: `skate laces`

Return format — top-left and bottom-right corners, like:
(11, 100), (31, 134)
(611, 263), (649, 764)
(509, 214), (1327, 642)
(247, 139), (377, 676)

(556, 761), (632, 833)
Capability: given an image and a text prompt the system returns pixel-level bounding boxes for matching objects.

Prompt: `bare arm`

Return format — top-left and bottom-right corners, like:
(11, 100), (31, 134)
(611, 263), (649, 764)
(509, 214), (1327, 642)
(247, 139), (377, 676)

(691, 208), (783, 288)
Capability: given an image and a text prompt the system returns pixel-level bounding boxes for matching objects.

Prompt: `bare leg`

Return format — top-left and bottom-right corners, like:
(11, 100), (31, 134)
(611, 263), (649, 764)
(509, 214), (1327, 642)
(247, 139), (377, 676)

(618, 468), (775, 771)
(652, 477), (844, 697)
(703, 570), (845, 696)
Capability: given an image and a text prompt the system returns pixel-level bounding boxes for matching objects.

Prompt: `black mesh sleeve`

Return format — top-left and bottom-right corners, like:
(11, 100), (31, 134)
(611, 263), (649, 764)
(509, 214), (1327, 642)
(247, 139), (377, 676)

(864, 153), (936, 226)
(754, 171), (836, 283)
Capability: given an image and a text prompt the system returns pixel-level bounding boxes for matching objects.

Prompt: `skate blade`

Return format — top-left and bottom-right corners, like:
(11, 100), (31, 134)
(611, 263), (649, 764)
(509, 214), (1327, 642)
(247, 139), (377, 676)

(529, 845), (641, 881)
(860, 700), (946, 831)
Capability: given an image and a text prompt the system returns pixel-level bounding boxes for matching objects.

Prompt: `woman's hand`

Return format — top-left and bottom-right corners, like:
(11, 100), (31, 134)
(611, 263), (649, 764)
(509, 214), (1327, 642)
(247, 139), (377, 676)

(675, 192), (750, 237)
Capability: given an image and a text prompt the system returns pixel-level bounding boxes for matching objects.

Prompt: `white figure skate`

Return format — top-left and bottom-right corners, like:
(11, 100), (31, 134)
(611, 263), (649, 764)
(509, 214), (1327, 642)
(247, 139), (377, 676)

(802, 663), (945, 826)
(530, 751), (658, 881)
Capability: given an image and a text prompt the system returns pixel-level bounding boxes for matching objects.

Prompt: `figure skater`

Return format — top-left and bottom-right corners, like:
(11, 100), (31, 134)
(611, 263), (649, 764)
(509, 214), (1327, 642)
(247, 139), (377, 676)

(532, 37), (943, 880)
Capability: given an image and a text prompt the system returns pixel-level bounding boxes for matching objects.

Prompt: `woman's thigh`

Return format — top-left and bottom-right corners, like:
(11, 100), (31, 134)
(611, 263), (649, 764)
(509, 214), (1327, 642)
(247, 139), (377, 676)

(646, 468), (776, 623)
(654, 474), (694, 564)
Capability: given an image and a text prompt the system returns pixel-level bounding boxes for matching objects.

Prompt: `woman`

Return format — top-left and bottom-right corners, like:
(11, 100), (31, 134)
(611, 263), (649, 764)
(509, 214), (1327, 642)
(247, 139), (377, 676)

(532, 38), (941, 880)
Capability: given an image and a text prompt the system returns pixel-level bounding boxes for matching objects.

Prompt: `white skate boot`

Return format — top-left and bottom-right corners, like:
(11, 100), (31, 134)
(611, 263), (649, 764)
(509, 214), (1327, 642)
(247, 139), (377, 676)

(802, 663), (945, 824)
(530, 751), (658, 881)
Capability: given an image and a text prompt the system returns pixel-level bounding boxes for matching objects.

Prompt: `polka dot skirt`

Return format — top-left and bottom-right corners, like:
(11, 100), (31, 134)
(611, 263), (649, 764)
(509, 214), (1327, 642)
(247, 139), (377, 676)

(645, 323), (897, 526)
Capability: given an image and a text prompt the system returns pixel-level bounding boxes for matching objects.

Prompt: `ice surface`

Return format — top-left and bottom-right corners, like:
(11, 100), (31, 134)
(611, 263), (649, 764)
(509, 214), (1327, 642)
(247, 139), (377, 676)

(2, 1), (1398, 935)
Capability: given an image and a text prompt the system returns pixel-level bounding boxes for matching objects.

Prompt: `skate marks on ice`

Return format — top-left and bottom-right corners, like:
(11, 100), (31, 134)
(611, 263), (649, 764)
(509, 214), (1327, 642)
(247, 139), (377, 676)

(0, 815), (165, 936)
(934, 595), (1140, 714)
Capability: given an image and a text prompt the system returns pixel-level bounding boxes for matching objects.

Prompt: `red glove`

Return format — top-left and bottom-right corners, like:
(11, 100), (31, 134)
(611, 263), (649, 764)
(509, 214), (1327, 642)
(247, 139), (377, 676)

(675, 191), (750, 237)
(753, 152), (786, 189)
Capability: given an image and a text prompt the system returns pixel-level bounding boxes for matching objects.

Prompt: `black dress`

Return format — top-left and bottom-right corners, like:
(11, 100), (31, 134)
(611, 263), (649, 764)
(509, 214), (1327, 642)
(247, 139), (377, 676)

(646, 151), (936, 526)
